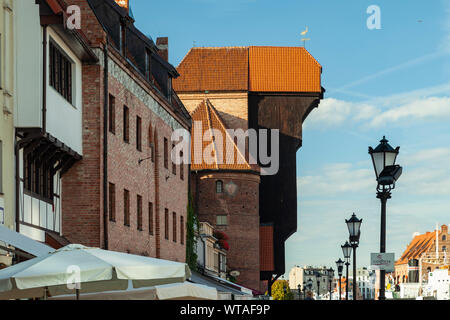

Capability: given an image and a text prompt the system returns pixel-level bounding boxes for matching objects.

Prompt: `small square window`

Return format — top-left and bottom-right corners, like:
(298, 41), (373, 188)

(216, 215), (227, 226)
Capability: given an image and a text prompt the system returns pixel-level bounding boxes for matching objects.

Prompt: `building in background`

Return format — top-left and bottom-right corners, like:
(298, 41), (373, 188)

(288, 266), (335, 297)
(196, 221), (228, 279)
(355, 267), (376, 300)
(59, 0), (191, 262)
(174, 46), (324, 292)
(13, 0), (97, 246)
(395, 224), (450, 285)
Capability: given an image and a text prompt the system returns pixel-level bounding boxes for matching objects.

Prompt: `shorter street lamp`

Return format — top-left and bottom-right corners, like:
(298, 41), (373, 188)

(307, 278), (313, 298)
(342, 241), (352, 300)
(316, 272), (321, 299)
(336, 258), (344, 301)
(328, 268), (334, 300)
(302, 281), (306, 300)
(346, 213), (362, 301)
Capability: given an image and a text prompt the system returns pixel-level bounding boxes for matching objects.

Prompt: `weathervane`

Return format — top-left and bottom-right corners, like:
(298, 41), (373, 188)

(301, 26), (310, 48)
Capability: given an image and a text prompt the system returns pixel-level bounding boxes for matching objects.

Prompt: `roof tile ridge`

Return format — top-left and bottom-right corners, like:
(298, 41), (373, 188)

(204, 99), (220, 170)
(176, 47), (194, 68)
(207, 100), (251, 170)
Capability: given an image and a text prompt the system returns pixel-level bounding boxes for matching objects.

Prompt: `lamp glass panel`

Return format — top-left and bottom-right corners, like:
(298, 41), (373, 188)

(385, 152), (397, 167)
(372, 151), (385, 178)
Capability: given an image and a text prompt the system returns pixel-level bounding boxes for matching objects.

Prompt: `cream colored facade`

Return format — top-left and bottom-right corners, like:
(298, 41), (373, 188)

(178, 92), (248, 131)
(0, 0), (15, 231)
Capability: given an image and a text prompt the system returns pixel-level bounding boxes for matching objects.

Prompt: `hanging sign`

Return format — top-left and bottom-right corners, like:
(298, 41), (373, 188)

(371, 253), (395, 272)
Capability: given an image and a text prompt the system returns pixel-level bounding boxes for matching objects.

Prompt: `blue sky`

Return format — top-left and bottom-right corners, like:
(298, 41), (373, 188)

(131, 0), (450, 274)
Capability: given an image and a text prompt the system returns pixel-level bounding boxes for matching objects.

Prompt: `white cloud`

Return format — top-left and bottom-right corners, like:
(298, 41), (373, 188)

(370, 97), (450, 127)
(297, 162), (374, 197)
(306, 94), (450, 129)
(304, 98), (379, 128)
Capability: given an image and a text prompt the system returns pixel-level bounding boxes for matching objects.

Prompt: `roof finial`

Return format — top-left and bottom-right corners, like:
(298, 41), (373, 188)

(301, 26), (310, 48)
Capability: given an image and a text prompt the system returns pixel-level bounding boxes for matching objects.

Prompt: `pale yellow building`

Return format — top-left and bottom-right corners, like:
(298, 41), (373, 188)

(0, 0), (15, 232)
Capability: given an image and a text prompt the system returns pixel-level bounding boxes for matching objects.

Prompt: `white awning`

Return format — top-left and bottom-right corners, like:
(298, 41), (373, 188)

(0, 225), (55, 257)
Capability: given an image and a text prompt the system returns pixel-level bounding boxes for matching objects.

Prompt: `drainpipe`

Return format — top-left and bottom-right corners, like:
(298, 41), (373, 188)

(15, 133), (19, 233)
(42, 26), (48, 133)
(103, 41), (109, 250)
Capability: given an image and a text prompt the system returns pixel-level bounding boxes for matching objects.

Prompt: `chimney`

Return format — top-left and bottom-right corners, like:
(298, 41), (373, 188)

(156, 37), (169, 62)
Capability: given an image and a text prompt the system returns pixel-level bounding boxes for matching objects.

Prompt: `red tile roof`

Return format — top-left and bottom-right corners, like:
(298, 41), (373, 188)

(174, 46), (322, 93)
(175, 47), (249, 92)
(396, 231), (438, 265)
(190, 99), (252, 171)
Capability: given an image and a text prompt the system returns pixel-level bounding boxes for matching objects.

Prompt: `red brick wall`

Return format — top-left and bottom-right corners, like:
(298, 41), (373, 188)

(193, 171), (261, 291)
(61, 1), (189, 262)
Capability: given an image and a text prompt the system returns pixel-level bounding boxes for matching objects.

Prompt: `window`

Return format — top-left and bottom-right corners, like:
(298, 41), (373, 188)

(49, 41), (72, 103)
(172, 143), (176, 174)
(443, 235), (447, 241)
(180, 216), (184, 245)
(136, 116), (142, 151)
(216, 180), (223, 193)
(164, 209), (169, 240)
(23, 153), (53, 202)
(137, 195), (143, 230)
(109, 94), (115, 134)
(443, 246), (447, 252)
(180, 151), (184, 181)
(120, 23), (126, 56)
(173, 212), (177, 243)
(0, 141), (2, 194)
(123, 105), (129, 143)
(216, 215), (227, 226)
(149, 202), (154, 235)
(124, 189), (130, 226)
(109, 183), (116, 221)
(164, 138), (168, 169)
(145, 48), (152, 82)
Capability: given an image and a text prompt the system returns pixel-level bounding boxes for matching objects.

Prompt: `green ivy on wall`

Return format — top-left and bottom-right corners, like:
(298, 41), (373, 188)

(186, 193), (199, 271)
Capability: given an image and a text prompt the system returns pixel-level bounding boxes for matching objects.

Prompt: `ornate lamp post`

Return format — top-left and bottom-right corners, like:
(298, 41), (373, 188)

(342, 241), (352, 300)
(328, 268), (334, 300)
(369, 136), (402, 300)
(307, 278), (313, 299)
(336, 258), (344, 300)
(346, 213), (362, 301)
(316, 272), (321, 299)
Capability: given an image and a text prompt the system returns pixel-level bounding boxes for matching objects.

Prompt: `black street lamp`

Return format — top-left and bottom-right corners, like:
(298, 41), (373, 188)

(297, 284), (301, 300)
(316, 273), (321, 299)
(346, 213), (362, 301)
(302, 281), (306, 300)
(341, 241), (352, 300)
(336, 258), (344, 301)
(307, 278), (313, 298)
(328, 268), (334, 300)
(369, 136), (402, 300)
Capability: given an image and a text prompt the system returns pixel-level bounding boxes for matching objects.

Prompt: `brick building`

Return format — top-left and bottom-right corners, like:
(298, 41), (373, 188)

(395, 224), (450, 284)
(60, 0), (191, 262)
(174, 46), (324, 292)
(189, 99), (260, 290)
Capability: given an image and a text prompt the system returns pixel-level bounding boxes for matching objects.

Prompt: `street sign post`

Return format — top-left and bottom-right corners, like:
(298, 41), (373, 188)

(371, 253), (395, 272)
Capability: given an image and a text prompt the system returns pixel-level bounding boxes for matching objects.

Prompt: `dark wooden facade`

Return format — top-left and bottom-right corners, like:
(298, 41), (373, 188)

(248, 91), (324, 281)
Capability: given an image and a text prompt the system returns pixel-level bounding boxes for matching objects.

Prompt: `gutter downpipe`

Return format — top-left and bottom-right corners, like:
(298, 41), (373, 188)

(42, 25), (48, 133)
(103, 40), (109, 250)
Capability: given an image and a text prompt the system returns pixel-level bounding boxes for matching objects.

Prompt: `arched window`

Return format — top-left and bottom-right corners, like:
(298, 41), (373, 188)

(216, 180), (223, 193)
(443, 235), (447, 241)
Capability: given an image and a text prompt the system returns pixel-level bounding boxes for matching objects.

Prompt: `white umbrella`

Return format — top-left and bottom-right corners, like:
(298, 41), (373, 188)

(48, 281), (218, 300)
(0, 244), (191, 300)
